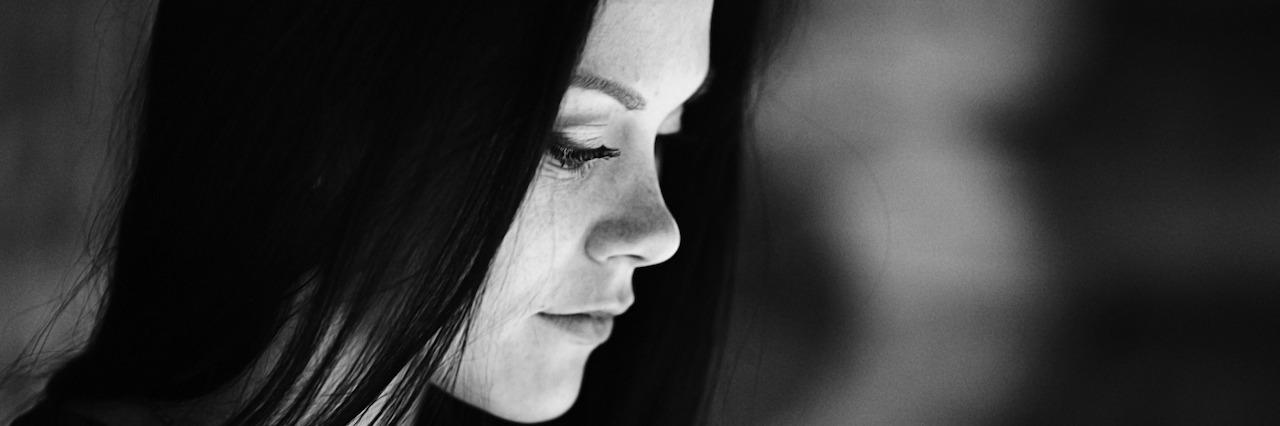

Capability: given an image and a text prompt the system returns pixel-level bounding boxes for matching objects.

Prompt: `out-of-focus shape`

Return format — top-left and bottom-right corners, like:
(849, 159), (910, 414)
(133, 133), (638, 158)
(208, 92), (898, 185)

(719, 0), (1077, 424)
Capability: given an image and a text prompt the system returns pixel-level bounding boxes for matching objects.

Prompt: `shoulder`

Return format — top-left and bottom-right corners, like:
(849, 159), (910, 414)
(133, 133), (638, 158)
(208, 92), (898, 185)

(13, 399), (165, 426)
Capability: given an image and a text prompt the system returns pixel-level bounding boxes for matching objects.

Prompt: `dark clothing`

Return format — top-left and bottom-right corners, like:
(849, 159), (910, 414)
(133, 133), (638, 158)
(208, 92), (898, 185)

(11, 400), (106, 426)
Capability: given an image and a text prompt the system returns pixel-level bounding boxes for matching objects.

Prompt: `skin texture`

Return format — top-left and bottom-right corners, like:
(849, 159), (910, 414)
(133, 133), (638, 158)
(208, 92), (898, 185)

(70, 1), (716, 422)
(439, 0), (713, 422)
(78, 2), (714, 425)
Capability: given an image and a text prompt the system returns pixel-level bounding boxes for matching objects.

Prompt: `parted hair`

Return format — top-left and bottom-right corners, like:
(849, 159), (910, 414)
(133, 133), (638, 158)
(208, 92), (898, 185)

(23, 0), (779, 424)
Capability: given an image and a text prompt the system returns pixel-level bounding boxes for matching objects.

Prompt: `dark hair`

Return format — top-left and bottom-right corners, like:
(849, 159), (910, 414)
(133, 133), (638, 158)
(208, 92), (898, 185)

(20, 0), (776, 425)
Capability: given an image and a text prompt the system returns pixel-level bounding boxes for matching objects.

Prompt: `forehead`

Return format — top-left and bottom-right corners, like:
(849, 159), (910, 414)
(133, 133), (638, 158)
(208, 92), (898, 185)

(576, 0), (713, 106)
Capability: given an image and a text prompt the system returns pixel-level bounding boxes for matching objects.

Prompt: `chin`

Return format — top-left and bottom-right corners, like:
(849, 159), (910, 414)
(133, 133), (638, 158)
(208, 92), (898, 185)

(486, 382), (582, 423)
(445, 348), (592, 423)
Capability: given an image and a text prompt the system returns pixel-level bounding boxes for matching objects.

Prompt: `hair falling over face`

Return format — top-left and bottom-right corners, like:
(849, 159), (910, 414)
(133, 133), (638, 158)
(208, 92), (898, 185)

(7, 0), (790, 425)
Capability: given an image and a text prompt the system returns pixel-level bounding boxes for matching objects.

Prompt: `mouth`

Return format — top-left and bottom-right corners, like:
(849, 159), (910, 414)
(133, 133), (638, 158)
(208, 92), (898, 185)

(536, 312), (615, 345)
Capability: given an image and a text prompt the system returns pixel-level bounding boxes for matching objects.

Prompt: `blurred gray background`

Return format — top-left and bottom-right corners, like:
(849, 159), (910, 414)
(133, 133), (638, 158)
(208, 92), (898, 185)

(4, 0), (1279, 424)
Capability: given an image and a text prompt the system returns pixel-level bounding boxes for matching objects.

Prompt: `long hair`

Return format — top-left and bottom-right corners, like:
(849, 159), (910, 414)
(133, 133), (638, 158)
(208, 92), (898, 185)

(26, 0), (778, 424)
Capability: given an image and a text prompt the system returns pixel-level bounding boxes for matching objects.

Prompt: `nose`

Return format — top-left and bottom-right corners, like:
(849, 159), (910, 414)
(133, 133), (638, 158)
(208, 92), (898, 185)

(584, 177), (681, 267)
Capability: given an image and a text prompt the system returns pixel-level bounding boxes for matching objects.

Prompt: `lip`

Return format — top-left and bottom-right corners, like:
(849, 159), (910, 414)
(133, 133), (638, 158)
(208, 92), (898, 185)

(536, 312), (614, 345)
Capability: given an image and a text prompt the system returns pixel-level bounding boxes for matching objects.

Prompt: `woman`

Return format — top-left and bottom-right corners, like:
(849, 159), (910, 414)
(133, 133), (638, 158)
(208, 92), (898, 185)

(11, 0), (776, 424)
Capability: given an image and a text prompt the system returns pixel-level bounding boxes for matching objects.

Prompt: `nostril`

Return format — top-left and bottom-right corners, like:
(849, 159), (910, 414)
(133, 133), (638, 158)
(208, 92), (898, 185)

(584, 203), (680, 266)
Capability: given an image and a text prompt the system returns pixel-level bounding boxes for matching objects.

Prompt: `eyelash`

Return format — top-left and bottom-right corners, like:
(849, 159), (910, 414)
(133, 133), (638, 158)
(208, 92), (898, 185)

(546, 132), (620, 173)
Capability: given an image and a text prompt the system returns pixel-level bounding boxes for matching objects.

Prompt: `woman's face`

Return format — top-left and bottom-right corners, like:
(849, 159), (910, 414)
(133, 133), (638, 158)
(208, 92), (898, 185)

(435, 0), (713, 422)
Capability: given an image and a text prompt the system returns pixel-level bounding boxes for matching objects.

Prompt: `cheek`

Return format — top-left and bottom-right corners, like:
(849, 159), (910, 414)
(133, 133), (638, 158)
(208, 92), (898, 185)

(435, 178), (598, 421)
(466, 189), (559, 355)
(483, 178), (599, 313)
(482, 180), (579, 317)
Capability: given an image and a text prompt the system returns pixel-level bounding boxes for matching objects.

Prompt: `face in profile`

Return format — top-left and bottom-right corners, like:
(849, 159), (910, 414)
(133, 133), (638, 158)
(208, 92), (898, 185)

(430, 0), (714, 422)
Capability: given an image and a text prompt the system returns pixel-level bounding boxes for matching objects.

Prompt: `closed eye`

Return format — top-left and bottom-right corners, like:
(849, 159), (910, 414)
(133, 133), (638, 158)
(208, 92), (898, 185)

(545, 132), (619, 175)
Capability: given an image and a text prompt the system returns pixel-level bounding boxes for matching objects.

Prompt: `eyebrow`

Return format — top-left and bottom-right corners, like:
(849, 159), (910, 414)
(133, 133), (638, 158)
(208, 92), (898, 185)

(570, 73), (647, 111)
